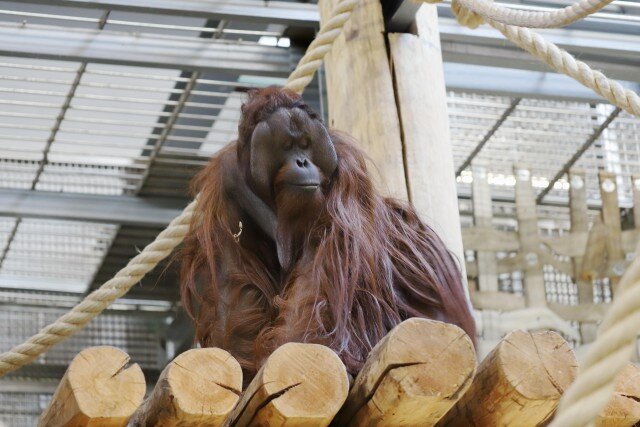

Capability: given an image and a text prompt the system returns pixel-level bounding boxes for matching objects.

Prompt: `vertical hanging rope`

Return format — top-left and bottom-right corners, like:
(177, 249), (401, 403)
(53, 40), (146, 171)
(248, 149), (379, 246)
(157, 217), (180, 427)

(0, 0), (358, 378)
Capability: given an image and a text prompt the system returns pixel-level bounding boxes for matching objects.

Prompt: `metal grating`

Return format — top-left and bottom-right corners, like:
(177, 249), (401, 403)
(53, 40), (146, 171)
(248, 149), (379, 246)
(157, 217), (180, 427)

(0, 305), (166, 369)
(450, 92), (640, 208)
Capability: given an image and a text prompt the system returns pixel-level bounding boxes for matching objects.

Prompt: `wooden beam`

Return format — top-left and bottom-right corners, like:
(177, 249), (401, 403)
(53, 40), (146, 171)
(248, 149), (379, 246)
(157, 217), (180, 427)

(471, 161), (499, 292)
(319, 0), (407, 199)
(541, 232), (588, 258)
(633, 175), (640, 229)
(569, 169), (593, 304)
(598, 363), (640, 427)
(514, 165), (547, 307)
(333, 318), (476, 426)
(438, 330), (578, 426)
(222, 343), (349, 427)
(599, 171), (625, 292)
(462, 226), (520, 252)
(548, 302), (610, 322)
(131, 348), (242, 427)
(470, 290), (526, 311)
(388, 5), (466, 284)
(39, 346), (146, 427)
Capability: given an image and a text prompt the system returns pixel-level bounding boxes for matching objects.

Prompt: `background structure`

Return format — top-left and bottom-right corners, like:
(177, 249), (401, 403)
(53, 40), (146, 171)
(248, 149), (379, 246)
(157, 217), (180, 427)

(0, 1), (638, 425)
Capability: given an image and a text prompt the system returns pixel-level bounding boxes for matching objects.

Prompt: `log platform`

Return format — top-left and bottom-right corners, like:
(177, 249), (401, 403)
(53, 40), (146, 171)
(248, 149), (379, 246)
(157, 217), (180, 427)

(39, 321), (640, 426)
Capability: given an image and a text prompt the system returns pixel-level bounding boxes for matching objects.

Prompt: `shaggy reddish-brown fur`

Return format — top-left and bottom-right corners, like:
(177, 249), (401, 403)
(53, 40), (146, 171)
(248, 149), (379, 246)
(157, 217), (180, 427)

(180, 87), (475, 382)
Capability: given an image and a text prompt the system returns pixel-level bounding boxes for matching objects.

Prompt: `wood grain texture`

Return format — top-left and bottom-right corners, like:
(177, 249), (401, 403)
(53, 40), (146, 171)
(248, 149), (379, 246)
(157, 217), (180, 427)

(131, 348), (242, 427)
(597, 363), (640, 427)
(599, 171), (625, 292)
(471, 161), (499, 292)
(223, 343), (349, 427)
(39, 346), (145, 427)
(437, 330), (578, 427)
(514, 165), (547, 307)
(319, 0), (407, 199)
(389, 5), (466, 279)
(332, 318), (476, 426)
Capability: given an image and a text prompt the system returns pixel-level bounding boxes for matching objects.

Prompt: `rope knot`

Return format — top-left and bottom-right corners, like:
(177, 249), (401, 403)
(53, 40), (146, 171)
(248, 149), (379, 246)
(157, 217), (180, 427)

(451, 0), (487, 29)
(419, 0), (487, 29)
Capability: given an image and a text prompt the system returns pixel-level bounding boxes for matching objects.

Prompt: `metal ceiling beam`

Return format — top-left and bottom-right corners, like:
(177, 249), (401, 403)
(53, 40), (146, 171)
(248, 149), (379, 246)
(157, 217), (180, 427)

(438, 18), (640, 82)
(536, 106), (622, 204)
(443, 63), (639, 102)
(0, 189), (184, 227)
(0, 23), (292, 75)
(16, 0), (320, 27)
(455, 98), (521, 177)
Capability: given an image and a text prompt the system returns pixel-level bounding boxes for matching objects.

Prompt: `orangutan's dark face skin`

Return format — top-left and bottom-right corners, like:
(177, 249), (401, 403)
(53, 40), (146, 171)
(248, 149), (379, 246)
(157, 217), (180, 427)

(180, 87), (476, 386)
(248, 107), (338, 207)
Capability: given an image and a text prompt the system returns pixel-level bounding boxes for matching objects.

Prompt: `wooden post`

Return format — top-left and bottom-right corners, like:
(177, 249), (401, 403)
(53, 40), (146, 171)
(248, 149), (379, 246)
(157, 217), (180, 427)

(333, 318), (476, 426)
(39, 346), (146, 427)
(599, 171), (625, 293)
(387, 4), (467, 288)
(319, 0), (407, 199)
(569, 169), (592, 302)
(222, 343), (349, 427)
(569, 169), (599, 342)
(633, 175), (640, 229)
(131, 348), (242, 427)
(597, 363), (640, 427)
(438, 330), (578, 427)
(471, 160), (499, 292)
(514, 164), (547, 306)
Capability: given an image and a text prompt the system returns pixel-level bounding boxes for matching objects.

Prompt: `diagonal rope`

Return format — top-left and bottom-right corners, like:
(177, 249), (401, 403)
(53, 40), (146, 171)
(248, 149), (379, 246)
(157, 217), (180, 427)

(453, 0), (614, 28)
(0, 0), (358, 378)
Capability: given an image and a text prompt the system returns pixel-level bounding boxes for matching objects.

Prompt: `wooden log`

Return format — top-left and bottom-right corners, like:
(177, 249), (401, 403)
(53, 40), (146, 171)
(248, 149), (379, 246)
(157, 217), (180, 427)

(319, 0), (407, 199)
(223, 343), (349, 427)
(388, 5), (467, 289)
(599, 171), (625, 291)
(514, 165), (547, 307)
(597, 363), (640, 427)
(131, 348), (242, 427)
(438, 330), (578, 427)
(332, 318), (477, 426)
(39, 346), (146, 427)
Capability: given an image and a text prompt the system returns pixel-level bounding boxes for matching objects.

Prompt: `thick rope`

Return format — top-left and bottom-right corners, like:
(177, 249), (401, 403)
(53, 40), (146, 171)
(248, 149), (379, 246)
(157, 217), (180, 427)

(453, 0), (613, 28)
(0, 0), (358, 379)
(286, 0), (358, 93)
(0, 199), (196, 376)
(550, 247), (640, 427)
(488, 21), (640, 118)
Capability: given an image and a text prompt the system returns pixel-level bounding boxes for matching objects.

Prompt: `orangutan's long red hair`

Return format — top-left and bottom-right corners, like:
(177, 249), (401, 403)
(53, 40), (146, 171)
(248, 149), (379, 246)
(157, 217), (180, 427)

(180, 87), (475, 380)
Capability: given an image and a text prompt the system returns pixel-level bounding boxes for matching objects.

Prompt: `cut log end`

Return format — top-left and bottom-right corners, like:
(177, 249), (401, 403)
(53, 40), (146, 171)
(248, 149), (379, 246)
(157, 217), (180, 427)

(598, 363), (640, 427)
(132, 347), (242, 427)
(335, 318), (477, 426)
(438, 329), (578, 427)
(500, 330), (578, 400)
(39, 346), (146, 427)
(224, 342), (349, 427)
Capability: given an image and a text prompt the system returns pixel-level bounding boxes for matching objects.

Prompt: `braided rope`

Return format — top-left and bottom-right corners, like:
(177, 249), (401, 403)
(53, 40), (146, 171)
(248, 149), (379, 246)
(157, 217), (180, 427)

(489, 21), (640, 118)
(454, 0), (613, 28)
(0, 0), (358, 379)
(550, 248), (640, 427)
(286, 0), (358, 93)
(0, 199), (196, 376)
